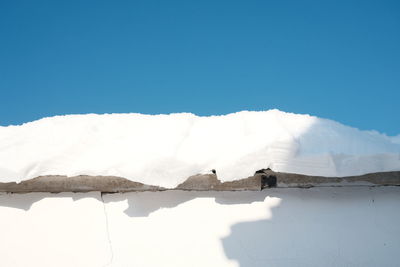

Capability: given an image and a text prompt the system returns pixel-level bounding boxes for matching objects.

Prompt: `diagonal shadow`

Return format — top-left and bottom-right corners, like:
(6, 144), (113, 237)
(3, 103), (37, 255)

(221, 187), (400, 267)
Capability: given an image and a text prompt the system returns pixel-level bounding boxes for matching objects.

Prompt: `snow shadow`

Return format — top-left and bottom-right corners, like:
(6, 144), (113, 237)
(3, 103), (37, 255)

(0, 190), (266, 214)
(0, 192), (97, 210)
(221, 187), (400, 267)
(104, 190), (268, 217)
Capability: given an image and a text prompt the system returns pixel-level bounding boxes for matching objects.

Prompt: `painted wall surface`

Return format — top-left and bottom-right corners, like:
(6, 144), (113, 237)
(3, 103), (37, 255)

(0, 188), (399, 267)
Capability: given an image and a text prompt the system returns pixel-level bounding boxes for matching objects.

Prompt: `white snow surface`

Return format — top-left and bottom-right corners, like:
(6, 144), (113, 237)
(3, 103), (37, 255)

(0, 109), (399, 188)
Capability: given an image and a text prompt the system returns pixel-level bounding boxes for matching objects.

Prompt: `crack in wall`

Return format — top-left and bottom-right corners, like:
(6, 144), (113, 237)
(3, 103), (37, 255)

(100, 192), (114, 267)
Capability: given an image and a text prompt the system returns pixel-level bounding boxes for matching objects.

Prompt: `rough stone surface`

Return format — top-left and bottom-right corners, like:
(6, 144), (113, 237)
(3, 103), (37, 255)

(0, 171), (399, 193)
(176, 174), (262, 191)
(0, 175), (164, 193)
(270, 170), (400, 188)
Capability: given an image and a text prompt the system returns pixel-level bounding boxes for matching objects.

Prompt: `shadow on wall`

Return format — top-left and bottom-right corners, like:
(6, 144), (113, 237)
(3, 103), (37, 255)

(2, 187), (400, 267)
(221, 187), (400, 267)
(0, 190), (268, 215)
(104, 190), (269, 217)
(0, 192), (92, 211)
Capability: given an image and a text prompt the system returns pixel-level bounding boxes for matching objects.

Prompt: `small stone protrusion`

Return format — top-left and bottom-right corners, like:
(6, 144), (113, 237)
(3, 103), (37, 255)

(261, 174), (277, 189)
(255, 168), (272, 175)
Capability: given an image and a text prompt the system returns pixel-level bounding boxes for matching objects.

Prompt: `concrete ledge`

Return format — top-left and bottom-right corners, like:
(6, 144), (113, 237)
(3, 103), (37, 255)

(0, 171), (399, 193)
(0, 174), (263, 193)
(176, 174), (262, 191)
(271, 170), (400, 188)
(0, 175), (163, 193)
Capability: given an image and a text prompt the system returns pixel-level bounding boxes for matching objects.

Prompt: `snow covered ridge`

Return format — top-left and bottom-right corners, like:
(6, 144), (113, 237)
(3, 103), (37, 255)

(0, 110), (399, 188)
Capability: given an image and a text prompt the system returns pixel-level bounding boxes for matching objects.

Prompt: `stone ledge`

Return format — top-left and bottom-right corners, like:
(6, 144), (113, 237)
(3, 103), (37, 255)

(0, 171), (399, 193)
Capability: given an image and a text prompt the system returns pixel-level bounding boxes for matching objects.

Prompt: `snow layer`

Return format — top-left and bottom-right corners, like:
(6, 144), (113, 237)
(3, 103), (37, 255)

(0, 110), (399, 188)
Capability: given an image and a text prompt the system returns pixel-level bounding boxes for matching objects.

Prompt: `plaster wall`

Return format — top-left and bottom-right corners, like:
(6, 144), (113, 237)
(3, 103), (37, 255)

(0, 187), (399, 267)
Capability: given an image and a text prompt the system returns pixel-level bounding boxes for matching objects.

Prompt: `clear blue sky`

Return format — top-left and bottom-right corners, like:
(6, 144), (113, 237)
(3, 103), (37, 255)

(1, 0), (399, 135)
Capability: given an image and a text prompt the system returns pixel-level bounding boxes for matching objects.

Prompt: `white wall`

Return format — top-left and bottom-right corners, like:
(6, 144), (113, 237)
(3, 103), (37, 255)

(0, 187), (399, 267)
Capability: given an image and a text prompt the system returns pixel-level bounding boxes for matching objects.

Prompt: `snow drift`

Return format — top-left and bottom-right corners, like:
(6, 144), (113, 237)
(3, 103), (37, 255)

(0, 110), (399, 188)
